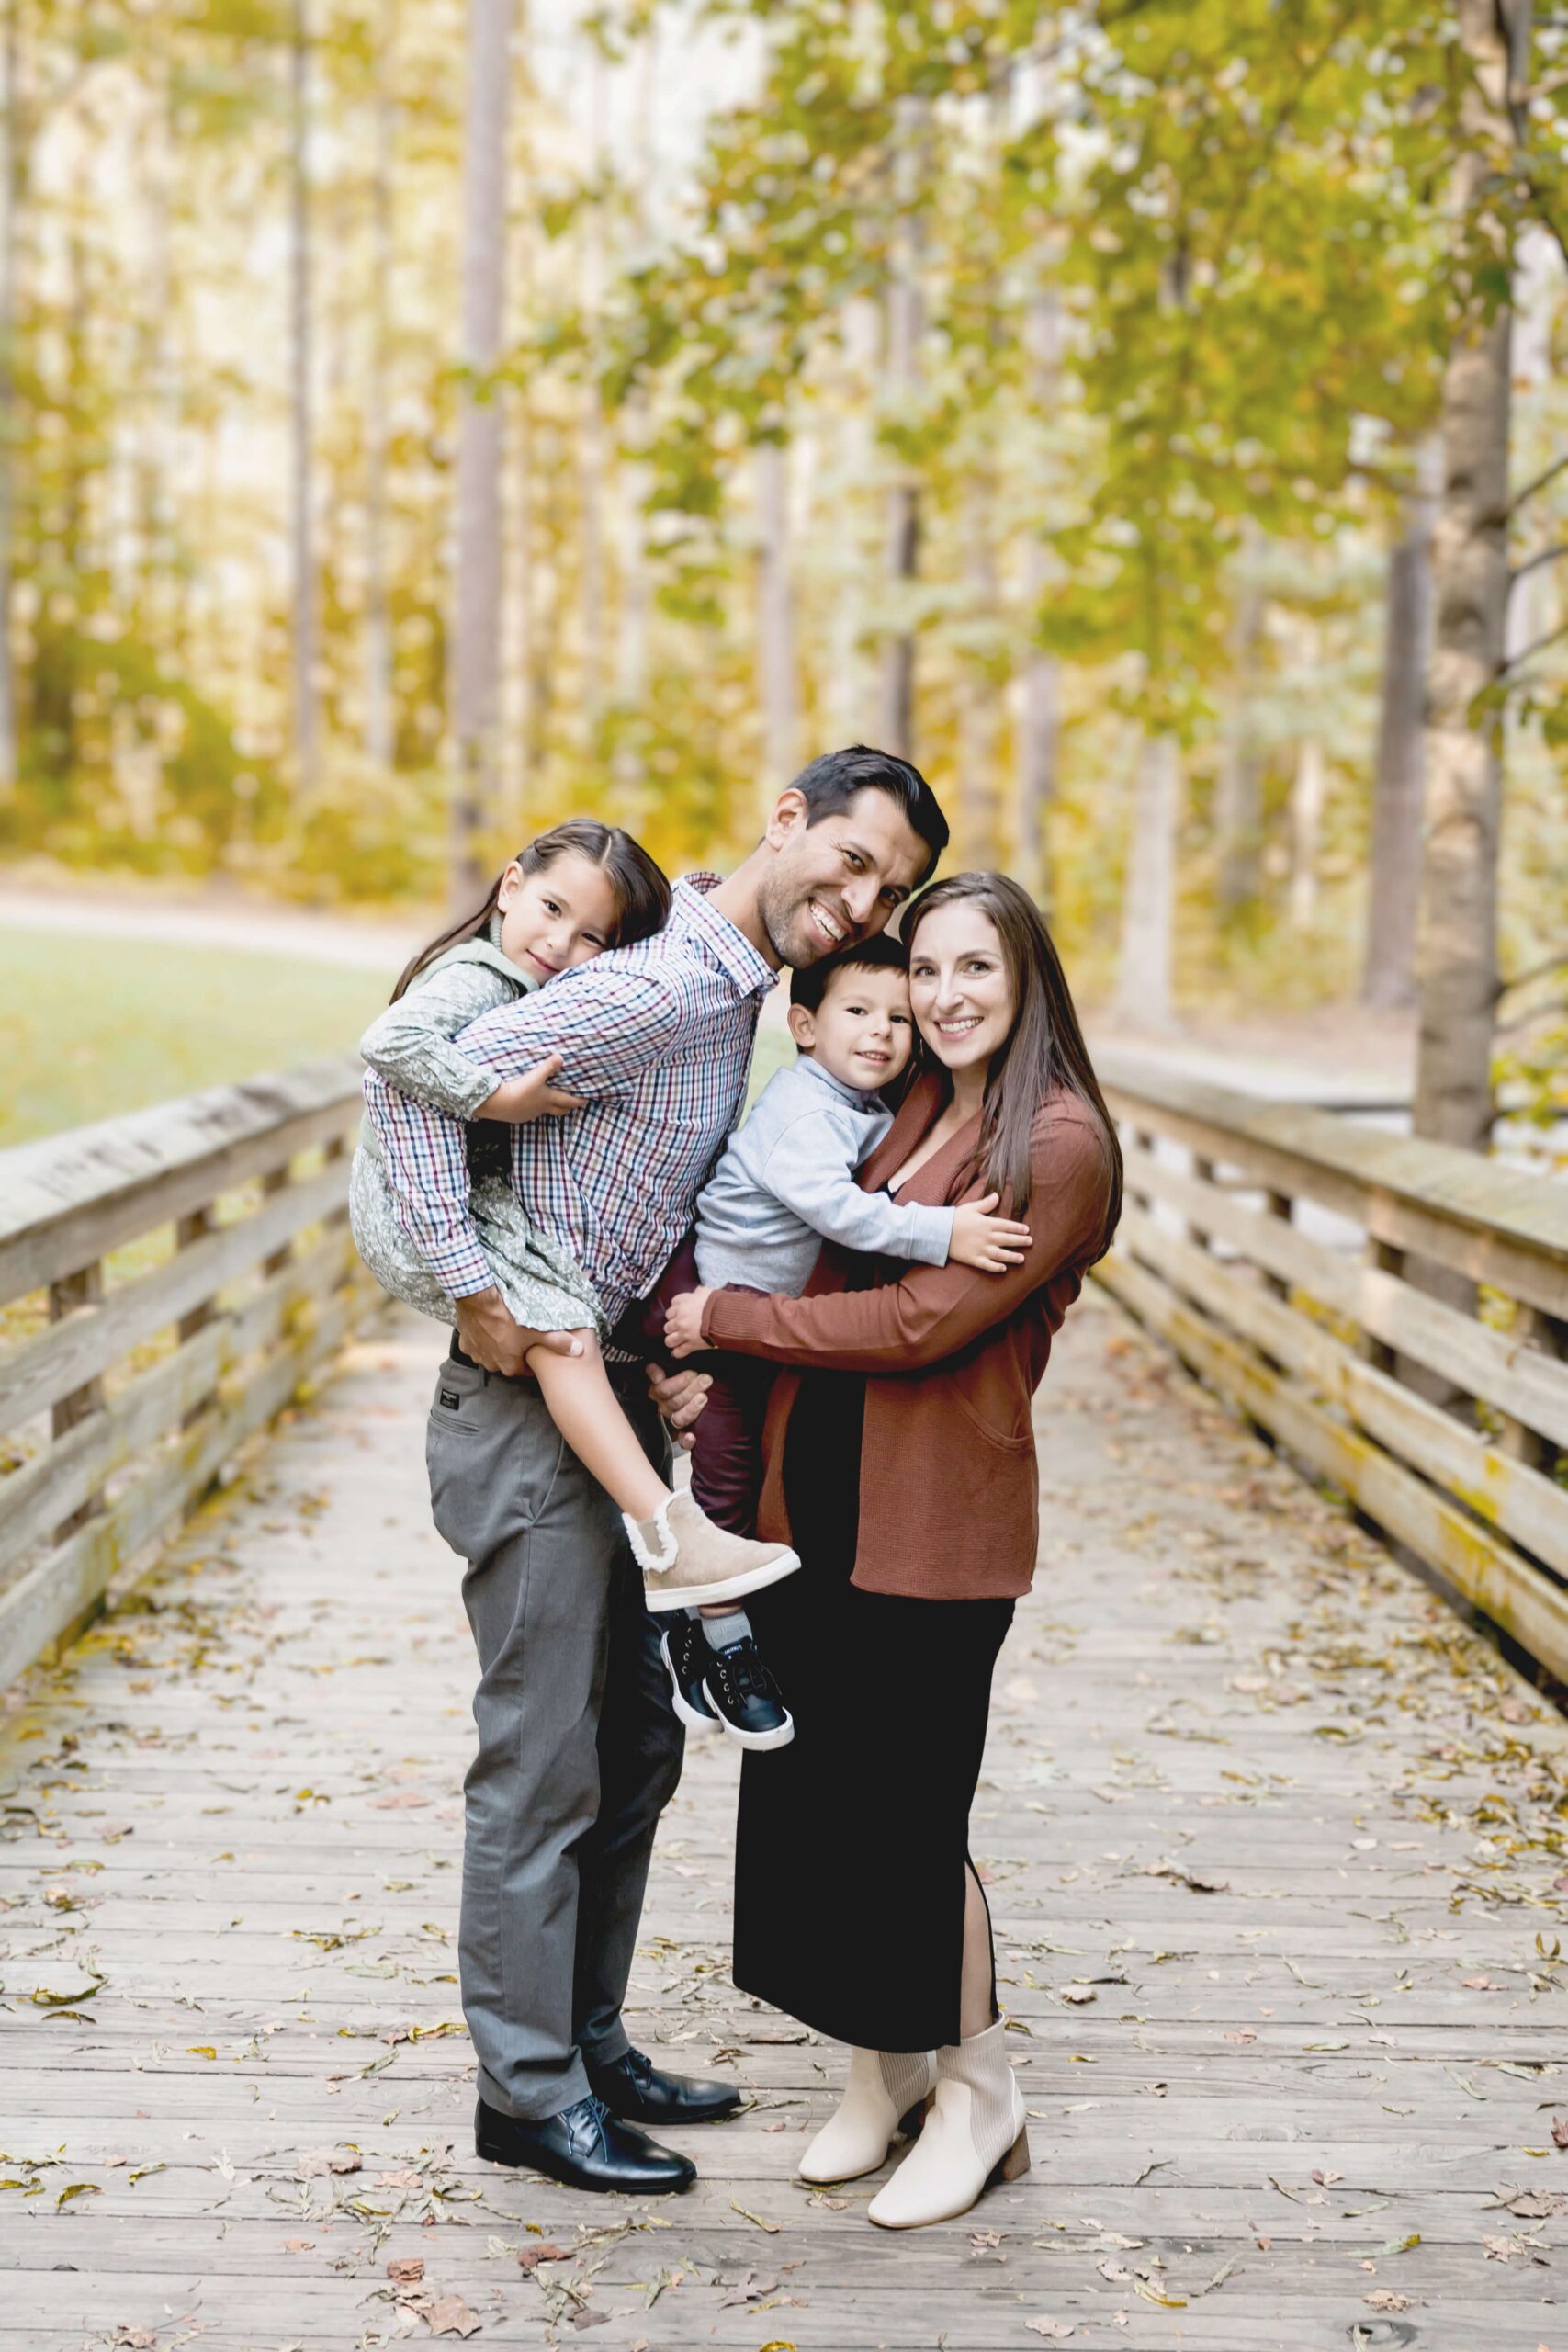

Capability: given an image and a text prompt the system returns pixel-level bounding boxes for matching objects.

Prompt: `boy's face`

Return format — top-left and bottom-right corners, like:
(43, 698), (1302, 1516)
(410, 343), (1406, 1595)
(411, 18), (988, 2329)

(787, 963), (916, 1094)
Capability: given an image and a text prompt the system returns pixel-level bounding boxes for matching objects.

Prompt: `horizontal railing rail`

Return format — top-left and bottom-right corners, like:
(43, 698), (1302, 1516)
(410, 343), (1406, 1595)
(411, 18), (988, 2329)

(1092, 1050), (1568, 1682)
(0, 1057), (380, 1689)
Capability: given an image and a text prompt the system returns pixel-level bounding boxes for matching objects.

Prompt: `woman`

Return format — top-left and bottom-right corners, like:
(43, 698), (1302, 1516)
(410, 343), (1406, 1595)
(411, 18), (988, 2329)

(667, 872), (1122, 2229)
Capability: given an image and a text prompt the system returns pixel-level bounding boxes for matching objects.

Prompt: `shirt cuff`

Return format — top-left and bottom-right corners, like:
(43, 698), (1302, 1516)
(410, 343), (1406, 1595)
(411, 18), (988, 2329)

(908, 1204), (955, 1267)
(426, 1234), (495, 1299)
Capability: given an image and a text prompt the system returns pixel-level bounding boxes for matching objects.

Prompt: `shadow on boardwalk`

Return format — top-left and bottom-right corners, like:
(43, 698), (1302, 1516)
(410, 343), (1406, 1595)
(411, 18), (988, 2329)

(3, 1295), (1567, 2350)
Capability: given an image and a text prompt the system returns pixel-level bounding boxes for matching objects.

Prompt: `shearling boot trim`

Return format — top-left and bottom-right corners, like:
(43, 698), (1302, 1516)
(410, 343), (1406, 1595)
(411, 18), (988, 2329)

(624, 1499), (678, 1573)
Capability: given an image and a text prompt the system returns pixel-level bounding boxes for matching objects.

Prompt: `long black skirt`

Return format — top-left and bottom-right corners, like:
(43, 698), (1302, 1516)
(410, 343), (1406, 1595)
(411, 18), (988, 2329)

(732, 1371), (1015, 2053)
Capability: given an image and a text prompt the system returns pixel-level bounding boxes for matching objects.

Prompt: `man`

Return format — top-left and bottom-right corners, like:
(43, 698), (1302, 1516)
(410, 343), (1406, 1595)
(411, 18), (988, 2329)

(365, 748), (949, 2196)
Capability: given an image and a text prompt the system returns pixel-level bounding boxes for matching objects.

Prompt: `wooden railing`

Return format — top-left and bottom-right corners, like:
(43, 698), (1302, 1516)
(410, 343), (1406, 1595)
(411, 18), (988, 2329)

(0, 1059), (379, 1690)
(1093, 1050), (1568, 1682)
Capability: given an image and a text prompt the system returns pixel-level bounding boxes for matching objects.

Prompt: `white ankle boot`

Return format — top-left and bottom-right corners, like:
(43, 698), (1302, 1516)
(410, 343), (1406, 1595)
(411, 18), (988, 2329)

(797, 2046), (938, 2184)
(865, 2020), (1028, 2228)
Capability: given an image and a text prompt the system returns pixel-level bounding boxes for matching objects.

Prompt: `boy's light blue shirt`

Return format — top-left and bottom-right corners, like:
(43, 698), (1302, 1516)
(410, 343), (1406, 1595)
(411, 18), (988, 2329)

(694, 1053), (954, 1297)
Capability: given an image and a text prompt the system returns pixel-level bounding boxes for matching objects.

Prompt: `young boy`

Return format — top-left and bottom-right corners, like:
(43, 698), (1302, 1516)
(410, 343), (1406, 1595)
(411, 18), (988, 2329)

(657, 933), (1030, 1751)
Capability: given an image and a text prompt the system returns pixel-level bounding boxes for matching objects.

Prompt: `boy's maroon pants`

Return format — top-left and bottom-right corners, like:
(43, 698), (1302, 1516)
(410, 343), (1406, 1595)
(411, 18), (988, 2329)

(611, 1238), (774, 1540)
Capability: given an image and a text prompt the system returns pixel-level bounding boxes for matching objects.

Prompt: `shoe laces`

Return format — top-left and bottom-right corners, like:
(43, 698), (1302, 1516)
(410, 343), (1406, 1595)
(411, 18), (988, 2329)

(712, 1638), (771, 1704)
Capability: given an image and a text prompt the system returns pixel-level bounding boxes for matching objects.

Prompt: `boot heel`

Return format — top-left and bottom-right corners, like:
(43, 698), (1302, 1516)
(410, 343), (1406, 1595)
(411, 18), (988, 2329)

(997, 2126), (1030, 2183)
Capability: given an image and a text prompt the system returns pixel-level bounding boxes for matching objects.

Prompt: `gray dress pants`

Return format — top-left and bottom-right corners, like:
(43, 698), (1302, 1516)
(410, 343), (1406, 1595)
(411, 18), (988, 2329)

(425, 1351), (683, 2120)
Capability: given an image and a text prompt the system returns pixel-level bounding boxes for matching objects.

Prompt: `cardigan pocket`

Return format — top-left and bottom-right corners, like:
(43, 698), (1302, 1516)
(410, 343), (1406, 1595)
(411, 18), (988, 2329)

(951, 1385), (1036, 1456)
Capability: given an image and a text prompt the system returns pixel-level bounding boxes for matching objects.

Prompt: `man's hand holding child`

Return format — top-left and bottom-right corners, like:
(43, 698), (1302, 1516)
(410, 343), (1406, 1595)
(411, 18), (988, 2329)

(663, 1287), (714, 1361)
(948, 1194), (1033, 1273)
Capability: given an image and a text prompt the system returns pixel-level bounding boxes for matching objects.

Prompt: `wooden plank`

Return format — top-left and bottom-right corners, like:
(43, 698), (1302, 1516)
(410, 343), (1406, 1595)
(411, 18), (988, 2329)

(1099, 1045), (1568, 1266)
(0, 1229), (358, 1586)
(0, 1272), (374, 1689)
(0, 1159), (350, 1438)
(1121, 1136), (1568, 1448)
(0, 1056), (363, 1306)
(1104, 1088), (1568, 1324)
(1097, 1250), (1568, 1677)
(1117, 1200), (1568, 1575)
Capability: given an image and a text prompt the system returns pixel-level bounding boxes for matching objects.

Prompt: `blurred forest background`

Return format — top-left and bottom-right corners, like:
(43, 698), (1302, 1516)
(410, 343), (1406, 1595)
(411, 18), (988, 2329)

(0, 0), (1564, 1148)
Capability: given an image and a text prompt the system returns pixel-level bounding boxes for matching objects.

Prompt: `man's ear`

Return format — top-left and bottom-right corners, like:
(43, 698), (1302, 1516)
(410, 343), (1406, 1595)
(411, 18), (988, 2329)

(786, 1001), (816, 1053)
(762, 786), (809, 853)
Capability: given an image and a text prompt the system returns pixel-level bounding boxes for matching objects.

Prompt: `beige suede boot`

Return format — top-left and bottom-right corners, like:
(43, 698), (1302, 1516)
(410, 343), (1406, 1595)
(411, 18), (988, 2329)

(865, 2021), (1028, 2229)
(797, 2048), (938, 2184)
(625, 1489), (800, 1612)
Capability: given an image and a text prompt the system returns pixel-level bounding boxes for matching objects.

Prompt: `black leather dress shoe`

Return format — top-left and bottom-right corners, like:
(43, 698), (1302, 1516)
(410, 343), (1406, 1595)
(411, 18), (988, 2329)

(587, 2044), (743, 2126)
(475, 2094), (695, 2195)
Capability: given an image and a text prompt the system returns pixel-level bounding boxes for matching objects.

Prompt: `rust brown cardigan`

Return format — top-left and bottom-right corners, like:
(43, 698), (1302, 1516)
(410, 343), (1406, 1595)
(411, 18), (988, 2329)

(700, 1070), (1116, 1602)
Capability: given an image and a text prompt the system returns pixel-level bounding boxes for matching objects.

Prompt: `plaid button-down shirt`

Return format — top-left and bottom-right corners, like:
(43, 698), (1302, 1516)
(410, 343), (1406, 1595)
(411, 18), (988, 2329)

(363, 876), (778, 1332)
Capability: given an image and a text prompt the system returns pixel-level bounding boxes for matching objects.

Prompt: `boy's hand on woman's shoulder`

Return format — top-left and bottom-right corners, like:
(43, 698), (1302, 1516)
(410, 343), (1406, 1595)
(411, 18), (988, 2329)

(663, 1287), (714, 1360)
(949, 1194), (1033, 1274)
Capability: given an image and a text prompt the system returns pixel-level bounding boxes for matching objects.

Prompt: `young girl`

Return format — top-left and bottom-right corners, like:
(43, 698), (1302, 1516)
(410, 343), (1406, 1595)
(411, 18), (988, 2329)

(349, 818), (800, 1611)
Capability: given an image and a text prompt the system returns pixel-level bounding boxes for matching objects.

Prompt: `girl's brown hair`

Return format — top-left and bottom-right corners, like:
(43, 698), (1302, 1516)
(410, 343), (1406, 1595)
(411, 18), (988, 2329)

(391, 819), (671, 1002)
(904, 870), (1122, 1252)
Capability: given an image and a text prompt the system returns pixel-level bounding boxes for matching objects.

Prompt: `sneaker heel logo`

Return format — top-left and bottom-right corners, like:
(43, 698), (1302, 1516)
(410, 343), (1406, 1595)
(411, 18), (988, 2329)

(439, 1386), (461, 1410)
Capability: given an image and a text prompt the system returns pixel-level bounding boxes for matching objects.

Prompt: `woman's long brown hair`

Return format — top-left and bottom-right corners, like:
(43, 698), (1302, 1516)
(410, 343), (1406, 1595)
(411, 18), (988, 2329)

(904, 871), (1122, 1255)
(390, 819), (671, 1002)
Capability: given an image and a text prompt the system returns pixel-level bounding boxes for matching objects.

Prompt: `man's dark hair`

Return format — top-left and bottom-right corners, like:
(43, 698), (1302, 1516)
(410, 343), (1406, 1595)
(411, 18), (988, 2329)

(789, 745), (949, 883)
(790, 929), (909, 1014)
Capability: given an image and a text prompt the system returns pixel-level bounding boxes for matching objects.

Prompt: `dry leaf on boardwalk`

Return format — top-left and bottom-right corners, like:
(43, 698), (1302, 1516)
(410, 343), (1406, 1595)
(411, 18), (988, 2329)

(423, 2293), (483, 2336)
(298, 2146), (361, 2178)
(730, 2199), (782, 2232)
(1364, 2290), (1414, 2312)
(1025, 2322), (1075, 2341)
(387, 2257), (425, 2287)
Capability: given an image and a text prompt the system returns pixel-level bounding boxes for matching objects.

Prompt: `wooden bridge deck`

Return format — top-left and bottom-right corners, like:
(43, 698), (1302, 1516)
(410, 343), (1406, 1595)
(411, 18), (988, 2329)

(4, 1295), (1568, 2352)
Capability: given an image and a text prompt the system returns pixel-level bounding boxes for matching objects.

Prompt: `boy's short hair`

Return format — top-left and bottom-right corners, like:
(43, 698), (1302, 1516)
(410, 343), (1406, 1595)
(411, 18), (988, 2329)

(789, 931), (909, 1015)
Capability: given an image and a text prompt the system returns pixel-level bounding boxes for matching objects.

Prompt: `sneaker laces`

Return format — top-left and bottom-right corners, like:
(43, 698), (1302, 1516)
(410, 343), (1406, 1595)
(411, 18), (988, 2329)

(713, 1640), (772, 1705)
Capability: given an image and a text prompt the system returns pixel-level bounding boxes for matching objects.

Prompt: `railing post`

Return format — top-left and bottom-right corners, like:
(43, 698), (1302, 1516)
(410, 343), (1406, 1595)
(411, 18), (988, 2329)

(49, 1262), (107, 1540)
(1262, 1191), (1292, 1302)
(175, 1207), (219, 1432)
(1364, 1238), (1404, 1375)
(1497, 1306), (1568, 1476)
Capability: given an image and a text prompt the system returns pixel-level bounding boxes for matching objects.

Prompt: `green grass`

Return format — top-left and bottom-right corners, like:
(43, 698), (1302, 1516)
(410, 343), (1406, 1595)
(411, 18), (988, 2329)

(0, 933), (389, 1148)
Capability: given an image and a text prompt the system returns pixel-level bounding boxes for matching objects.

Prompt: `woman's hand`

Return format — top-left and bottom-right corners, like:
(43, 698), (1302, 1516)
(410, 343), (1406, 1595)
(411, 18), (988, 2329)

(475, 1053), (587, 1123)
(646, 1360), (712, 1449)
(948, 1193), (1032, 1273)
(663, 1286), (714, 1360)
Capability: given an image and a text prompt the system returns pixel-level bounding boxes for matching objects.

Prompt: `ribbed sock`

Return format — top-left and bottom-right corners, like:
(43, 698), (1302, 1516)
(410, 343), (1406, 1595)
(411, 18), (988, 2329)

(699, 1608), (752, 1652)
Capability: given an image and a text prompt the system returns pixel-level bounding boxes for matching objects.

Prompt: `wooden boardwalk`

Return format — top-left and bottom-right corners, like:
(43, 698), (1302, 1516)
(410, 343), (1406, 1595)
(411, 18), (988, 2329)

(4, 1295), (1568, 2352)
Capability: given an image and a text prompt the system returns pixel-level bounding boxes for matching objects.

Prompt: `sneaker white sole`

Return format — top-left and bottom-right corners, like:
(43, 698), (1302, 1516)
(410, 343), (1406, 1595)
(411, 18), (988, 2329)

(701, 1686), (796, 1752)
(641, 1545), (802, 1615)
(660, 1632), (717, 1732)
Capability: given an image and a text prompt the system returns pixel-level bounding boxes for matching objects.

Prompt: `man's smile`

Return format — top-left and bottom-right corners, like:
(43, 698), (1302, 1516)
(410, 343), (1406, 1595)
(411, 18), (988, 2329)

(807, 899), (852, 948)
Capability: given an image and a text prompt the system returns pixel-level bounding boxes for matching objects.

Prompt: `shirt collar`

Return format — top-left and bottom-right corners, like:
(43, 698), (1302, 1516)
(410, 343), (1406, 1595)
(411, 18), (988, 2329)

(795, 1052), (885, 1114)
(671, 875), (778, 1001)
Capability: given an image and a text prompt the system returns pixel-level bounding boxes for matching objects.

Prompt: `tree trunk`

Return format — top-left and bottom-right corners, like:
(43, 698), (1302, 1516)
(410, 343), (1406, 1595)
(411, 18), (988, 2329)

(1113, 730), (1179, 1030)
(1016, 562), (1057, 905)
(958, 474), (1000, 864)
(1362, 447), (1438, 1008)
(879, 94), (924, 758)
(755, 436), (798, 797)
(1213, 524), (1265, 915)
(449, 0), (513, 905)
(364, 0), (396, 769)
(0, 2), (21, 798)
(1412, 0), (1524, 1154)
(1016, 277), (1061, 911)
(1288, 736), (1325, 932)
(288, 0), (321, 798)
